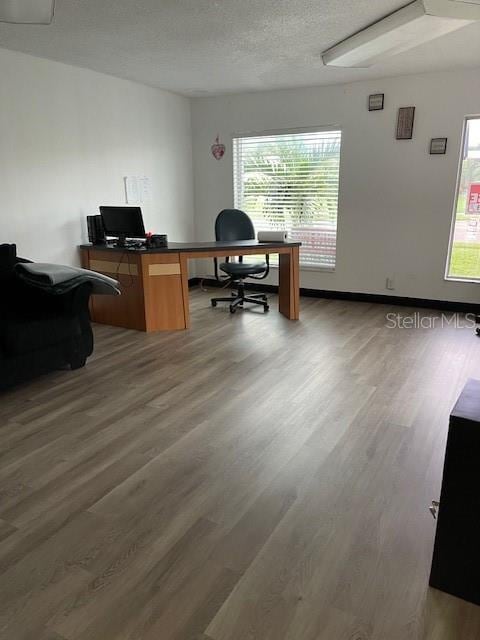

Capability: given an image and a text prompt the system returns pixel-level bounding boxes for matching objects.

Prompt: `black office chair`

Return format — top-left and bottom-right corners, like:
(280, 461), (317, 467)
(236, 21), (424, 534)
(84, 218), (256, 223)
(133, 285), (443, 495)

(211, 209), (270, 314)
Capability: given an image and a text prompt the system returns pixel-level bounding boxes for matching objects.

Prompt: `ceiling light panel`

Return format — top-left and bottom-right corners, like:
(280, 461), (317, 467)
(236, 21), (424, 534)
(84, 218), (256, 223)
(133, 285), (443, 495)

(0, 0), (55, 24)
(322, 0), (480, 68)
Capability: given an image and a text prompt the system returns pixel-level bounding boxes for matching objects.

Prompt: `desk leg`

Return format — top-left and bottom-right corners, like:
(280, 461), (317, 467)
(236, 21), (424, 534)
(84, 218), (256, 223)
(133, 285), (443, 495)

(278, 246), (300, 320)
(179, 254), (191, 329)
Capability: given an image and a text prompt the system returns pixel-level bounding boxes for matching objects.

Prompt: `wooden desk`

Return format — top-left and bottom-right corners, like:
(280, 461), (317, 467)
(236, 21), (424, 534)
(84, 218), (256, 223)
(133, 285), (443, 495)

(80, 240), (300, 332)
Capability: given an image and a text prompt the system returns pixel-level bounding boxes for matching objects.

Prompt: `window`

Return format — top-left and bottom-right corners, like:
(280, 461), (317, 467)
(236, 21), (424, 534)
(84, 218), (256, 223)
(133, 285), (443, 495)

(447, 117), (480, 281)
(233, 129), (342, 269)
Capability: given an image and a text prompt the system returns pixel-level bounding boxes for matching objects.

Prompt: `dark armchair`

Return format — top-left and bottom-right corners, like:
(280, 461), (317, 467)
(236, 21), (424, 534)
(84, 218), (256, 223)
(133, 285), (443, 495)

(0, 244), (94, 391)
(210, 209), (270, 314)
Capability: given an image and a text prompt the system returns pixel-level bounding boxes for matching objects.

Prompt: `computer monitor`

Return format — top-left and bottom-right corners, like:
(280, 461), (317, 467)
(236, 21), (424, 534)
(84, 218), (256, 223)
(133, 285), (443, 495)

(99, 206), (146, 247)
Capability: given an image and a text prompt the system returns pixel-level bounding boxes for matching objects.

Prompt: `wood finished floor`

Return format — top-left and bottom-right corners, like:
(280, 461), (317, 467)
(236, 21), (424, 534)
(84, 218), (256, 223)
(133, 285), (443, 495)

(2, 289), (480, 639)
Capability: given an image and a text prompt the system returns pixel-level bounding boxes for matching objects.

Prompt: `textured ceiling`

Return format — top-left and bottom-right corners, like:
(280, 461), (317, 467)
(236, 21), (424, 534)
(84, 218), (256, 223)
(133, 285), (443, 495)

(0, 0), (479, 95)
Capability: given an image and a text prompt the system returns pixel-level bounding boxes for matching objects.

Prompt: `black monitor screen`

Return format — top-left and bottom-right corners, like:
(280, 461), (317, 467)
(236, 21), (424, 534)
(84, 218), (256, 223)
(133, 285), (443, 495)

(99, 206), (146, 239)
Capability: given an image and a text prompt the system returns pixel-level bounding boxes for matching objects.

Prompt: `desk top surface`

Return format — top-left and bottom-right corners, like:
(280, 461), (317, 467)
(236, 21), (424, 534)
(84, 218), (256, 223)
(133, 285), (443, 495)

(80, 239), (301, 254)
(451, 378), (480, 423)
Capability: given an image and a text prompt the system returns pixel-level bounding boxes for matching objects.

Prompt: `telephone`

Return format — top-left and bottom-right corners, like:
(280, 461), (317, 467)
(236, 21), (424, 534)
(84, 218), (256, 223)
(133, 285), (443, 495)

(146, 233), (168, 248)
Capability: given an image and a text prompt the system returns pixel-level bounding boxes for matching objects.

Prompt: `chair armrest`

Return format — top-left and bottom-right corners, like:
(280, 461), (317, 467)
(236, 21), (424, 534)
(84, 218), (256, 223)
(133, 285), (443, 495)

(213, 257), (231, 281)
(11, 278), (92, 317)
(250, 254), (270, 280)
(56, 281), (93, 316)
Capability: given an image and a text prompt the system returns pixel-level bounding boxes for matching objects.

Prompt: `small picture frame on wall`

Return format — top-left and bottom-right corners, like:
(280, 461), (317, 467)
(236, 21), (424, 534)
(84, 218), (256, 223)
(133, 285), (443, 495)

(396, 106), (415, 140)
(368, 93), (384, 111)
(430, 137), (448, 155)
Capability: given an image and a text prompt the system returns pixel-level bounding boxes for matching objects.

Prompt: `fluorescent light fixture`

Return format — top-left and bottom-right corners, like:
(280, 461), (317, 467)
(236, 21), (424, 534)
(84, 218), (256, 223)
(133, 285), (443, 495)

(0, 0), (55, 24)
(322, 0), (480, 68)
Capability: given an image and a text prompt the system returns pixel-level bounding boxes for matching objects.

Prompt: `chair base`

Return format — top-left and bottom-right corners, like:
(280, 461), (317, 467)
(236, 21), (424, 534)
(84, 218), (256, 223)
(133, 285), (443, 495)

(211, 282), (269, 314)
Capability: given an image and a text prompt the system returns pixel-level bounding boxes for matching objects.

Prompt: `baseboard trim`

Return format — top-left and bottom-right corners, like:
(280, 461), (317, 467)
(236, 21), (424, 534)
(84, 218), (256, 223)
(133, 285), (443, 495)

(189, 277), (480, 314)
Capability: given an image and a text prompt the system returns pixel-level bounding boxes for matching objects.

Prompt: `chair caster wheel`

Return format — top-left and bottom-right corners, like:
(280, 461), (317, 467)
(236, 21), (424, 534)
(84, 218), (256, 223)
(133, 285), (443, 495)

(264, 305), (270, 313)
(229, 305), (236, 314)
(211, 300), (217, 307)
(476, 327), (480, 337)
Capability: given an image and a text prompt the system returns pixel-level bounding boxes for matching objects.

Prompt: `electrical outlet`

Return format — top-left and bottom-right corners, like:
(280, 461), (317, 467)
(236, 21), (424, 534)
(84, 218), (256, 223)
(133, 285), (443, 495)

(386, 277), (395, 290)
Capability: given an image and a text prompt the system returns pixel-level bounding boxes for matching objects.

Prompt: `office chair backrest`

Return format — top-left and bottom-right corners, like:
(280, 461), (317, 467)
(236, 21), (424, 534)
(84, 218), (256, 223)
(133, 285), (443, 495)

(215, 209), (255, 241)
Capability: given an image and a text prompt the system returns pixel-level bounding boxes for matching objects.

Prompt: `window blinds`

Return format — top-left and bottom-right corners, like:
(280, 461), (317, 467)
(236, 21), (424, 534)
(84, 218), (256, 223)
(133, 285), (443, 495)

(233, 130), (341, 269)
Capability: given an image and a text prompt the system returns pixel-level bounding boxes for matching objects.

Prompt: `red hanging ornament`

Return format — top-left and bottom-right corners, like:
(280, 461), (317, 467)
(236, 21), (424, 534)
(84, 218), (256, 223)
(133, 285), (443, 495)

(211, 135), (225, 160)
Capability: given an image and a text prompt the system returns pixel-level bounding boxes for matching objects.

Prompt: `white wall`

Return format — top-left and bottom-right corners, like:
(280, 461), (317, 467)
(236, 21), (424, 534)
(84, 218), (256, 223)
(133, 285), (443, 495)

(0, 48), (194, 265)
(3, 49), (480, 303)
(191, 69), (480, 303)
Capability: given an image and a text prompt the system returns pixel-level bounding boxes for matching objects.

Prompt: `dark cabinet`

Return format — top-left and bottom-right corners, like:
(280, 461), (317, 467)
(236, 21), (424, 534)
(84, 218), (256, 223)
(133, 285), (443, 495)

(429, 378), (480, 605)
